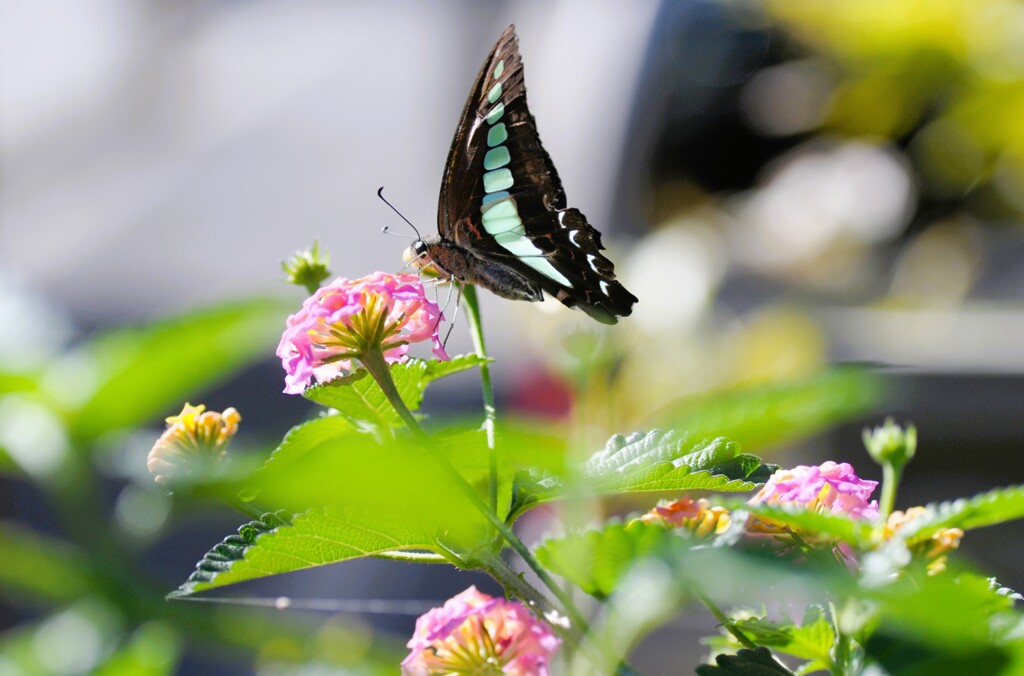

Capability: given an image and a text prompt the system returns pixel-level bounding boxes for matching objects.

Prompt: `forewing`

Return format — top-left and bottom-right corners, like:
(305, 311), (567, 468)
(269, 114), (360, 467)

(437, 25), (636, 323)
(437, 26), (545, 236)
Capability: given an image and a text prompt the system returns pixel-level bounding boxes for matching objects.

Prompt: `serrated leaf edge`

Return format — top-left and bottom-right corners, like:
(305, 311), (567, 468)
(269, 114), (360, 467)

(169, 510), (293, 597)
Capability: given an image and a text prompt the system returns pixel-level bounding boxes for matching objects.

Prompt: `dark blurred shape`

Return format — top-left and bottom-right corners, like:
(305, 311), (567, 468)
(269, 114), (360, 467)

(614, 0), (791, 232)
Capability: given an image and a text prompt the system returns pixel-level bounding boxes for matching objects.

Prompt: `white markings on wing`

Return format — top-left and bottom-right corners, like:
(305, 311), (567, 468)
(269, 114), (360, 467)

(482, 197), (571, 286)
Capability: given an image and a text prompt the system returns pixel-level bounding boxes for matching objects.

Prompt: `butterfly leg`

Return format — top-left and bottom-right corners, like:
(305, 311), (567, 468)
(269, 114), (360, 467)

(441, 282), (464, 350)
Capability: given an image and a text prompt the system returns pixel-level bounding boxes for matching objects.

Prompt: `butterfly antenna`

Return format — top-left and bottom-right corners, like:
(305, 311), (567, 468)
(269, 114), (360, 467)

(377, 186), (423, 240)
(381, 225), (417, 239)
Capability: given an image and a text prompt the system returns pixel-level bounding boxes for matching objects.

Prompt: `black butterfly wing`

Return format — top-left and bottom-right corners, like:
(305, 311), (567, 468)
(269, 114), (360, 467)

(437, 25), (637, 324)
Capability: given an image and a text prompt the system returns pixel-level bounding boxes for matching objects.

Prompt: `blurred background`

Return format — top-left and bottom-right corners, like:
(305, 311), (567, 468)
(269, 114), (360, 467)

(2, 0), (1023, 673)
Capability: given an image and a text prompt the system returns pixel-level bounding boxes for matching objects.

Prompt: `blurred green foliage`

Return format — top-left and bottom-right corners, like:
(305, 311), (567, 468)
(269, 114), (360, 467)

(0, 299), (400, 673)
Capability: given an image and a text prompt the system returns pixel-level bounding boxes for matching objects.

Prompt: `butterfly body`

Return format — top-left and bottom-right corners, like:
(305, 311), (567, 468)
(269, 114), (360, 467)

(415, 239), (543, 302)
(412, 25), (637, 324)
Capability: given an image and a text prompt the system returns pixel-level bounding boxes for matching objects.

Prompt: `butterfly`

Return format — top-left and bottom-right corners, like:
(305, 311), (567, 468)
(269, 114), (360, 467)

(409, 25), (637, 324)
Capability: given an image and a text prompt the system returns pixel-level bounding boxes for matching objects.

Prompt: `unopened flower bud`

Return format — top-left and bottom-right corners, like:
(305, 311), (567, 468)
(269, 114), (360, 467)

(282, 241), (331, 293)
(863, 418), (917, 468)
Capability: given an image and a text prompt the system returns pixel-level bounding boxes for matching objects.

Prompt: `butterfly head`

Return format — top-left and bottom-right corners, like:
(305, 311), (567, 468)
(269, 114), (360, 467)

(404, 240), (431, 271)
(409, 239), (430, 261)
(404, 239), (447, 280)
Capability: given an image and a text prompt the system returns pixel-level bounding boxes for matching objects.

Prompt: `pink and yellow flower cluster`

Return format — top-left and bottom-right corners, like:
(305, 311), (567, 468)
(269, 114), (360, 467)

(277, 272), (448, 394)
(748, 461), (879, 520)
(638, 496), (732, 538)
(402, 586), (560, 675)
(883, 506), (964, 575)
(643, 461), (961, 577)
(147, 403), (241, 486)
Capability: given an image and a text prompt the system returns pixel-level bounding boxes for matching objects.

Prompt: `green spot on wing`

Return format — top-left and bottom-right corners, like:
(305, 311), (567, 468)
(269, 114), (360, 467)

(486, 102), (505, 125)
(482, 197), (518, 219)
(483, 146), (511, 171)
(482, 199), (523, 235)
(481, 190), (510, 205)
(483, 168), (514, 193)
(493, 59), (505, 78)
(485, 217), (525, 238)
(487, 123), (508, 147)
(487, 82), (502, 104)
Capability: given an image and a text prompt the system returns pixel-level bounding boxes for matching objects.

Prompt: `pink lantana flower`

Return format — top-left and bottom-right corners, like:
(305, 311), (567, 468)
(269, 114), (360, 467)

(746, 462), (879, 568)
(748, 461), (879, 521)
(402, 586), (560, 675)
(276, 272), (448, 394)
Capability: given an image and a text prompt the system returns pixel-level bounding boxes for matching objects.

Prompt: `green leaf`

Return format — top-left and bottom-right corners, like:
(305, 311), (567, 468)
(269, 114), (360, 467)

(248, 419), (482, 523)
(733, 606), (835, 668)
(584, 430), (768, 492)
(866, 571), (1019, 651)
(255, 415), (356, 477)
(535, 521), (682, 598)
(172, 508), (440, 596)
(303, 354), (486, 430)
(0, 521), (92, 605)
(511, 430), (772, 519)
(695, 647), (795, 675)
(893, 484), (1024, 545)
(174, 511), (293, 594)
(194, 420), (533, 593)
(303, 369), (409, 431)
(864, 631), (1010, 676)
(423, 354), (492, 381)
(658, 368), (880, 453)
(432, 422), (567, 516)
(65, 299), (287, 440)
(730, 503), (873, 547)
(190, 417), (563, 593)
(252, 414), (558, 527)
(989, 578), (1023, 602)
(434, 421), (567, 478)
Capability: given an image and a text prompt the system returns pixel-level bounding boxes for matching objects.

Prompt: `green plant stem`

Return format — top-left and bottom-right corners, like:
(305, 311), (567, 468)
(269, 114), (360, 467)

(359, 348), (427, 439)
(218, 493), (266, 521)
(831, 603), (851, 676)
(358, 346), (589, 636)
(879, 462), (902, 519)
(473, 549), (580, 639)
(696, 591), (757, 650)
(460, 283), (497, 516)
